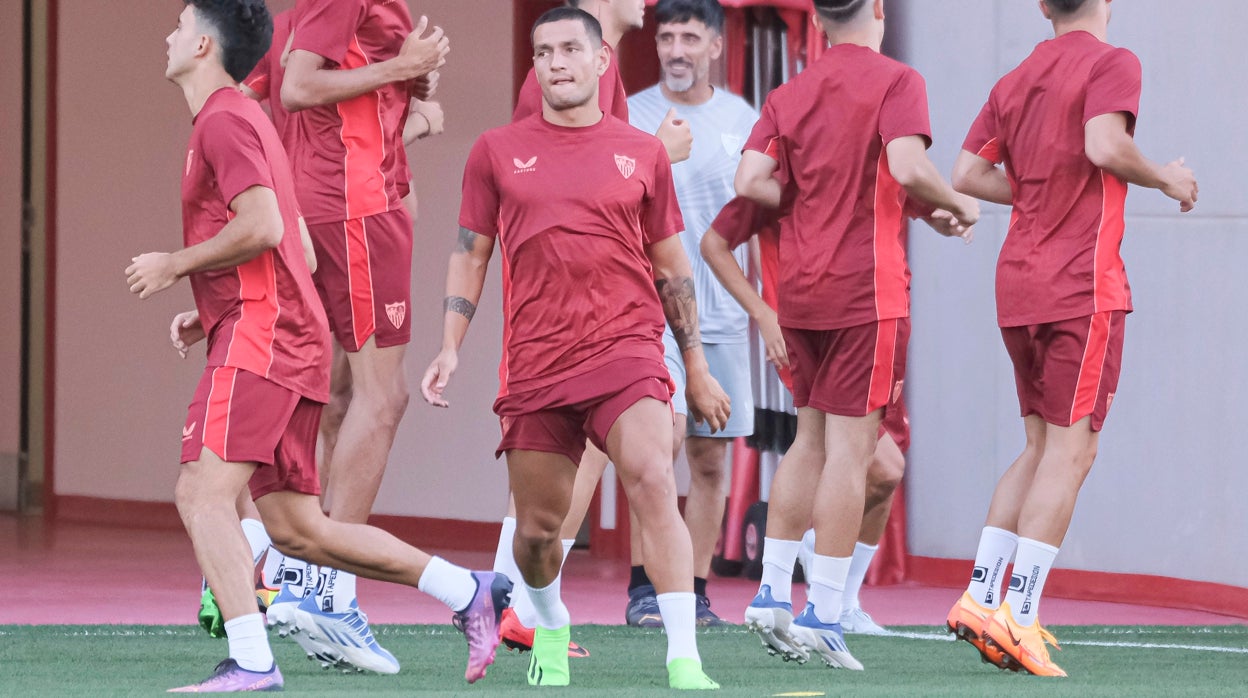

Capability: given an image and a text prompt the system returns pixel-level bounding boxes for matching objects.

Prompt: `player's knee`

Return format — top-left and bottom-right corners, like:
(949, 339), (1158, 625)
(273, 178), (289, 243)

(625, 463), (677, 509)
(867, 451), (905, 498)
(514, 514), (561, 556)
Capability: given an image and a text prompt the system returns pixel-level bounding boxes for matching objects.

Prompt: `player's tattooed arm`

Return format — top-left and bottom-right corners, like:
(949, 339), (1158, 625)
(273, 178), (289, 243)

(656, 276), (702, 353)
(444, 295), (476, 321)
(424, 226), (495, 407)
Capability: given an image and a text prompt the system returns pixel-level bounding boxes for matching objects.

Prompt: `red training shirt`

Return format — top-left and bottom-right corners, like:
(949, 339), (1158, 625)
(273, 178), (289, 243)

(242, 11), (295, 145)
(745, 44), (931, 330)
(287, 0), (412, 224)
(964, 30), (1140, 327)
(459, 114), (682, 399)
(513, 44), (629, 122)
(182, 87), (331, 403)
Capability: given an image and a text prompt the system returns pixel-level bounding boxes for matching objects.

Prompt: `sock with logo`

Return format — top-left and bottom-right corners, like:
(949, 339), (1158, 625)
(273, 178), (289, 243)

(759, 537), (801, 605)
(239, 518), (271, 566)
(261, 548), (284, 588)
(315, 567), (358, 614)
(1003, 538), (1058, 627)
(967, 526), (1018, 609)
(277, 557), (315, 599)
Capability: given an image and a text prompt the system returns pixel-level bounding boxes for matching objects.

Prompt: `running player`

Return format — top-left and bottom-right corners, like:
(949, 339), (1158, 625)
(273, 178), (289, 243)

(422, 7), (726, 690)
(130, 2), (507, 690)
(700, 193), (916, 636)
(624, 0), (758, 628)
(734, 0), (978, 670)
(492, 0), (690, 654)
(263, 0), (450, 672)
(945, 0), (1197, 677)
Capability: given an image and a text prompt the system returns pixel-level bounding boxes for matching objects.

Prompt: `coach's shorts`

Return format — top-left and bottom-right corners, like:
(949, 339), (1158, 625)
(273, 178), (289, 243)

(782, 318), (910, 418)
(307, 208), (413, 352)
(1001, 311), (1125, 431)
(181, 366), (323, 500)
(663, 332), (754, 438)
(494, 358), (674, 464)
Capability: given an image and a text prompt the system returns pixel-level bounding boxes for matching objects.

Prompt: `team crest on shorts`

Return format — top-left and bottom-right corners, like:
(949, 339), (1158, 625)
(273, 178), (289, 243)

(385, 301), (407, 330)
(614, 154), (636, 179)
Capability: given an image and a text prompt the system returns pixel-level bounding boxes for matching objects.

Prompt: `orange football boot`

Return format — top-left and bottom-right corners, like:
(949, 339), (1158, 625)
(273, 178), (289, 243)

(499, 608), (590, 658)
(946, 591), (1009, 668)
(982, 602), (1066, 677)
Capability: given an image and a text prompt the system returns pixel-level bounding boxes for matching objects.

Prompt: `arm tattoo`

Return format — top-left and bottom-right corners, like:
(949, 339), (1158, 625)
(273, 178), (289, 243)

(444, 296), (477, 322)
(456, 226), (480, 252)
(655, 277), (702, 353)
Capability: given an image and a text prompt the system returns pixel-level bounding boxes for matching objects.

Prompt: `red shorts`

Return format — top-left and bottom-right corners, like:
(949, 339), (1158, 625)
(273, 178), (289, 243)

(1000, 311), (1126, 431)
(494, 358), (673, 464)
(782, 318), (910, 418)
(879, 395), (910, 453)
(308, 208), (413, 352)
(181, 367), (323, 499)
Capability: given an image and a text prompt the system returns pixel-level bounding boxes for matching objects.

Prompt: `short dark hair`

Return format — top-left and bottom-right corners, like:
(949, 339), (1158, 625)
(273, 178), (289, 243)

(812, 0), (869, 23)
(1043, 0), (1093, 15)
(655, 0), (725, 34)
(531, 7), (604, 49)
(185, 0), (272, 82)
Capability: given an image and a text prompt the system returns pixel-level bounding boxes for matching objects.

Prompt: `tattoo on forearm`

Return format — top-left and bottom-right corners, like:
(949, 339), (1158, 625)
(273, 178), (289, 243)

(444, 296), (477, 321)
(456, 226), (479, 252)
(656, 277), (701, 352)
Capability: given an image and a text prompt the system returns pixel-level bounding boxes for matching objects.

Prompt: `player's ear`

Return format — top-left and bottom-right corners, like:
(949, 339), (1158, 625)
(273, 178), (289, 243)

(596, 43), (609, 78)
(874, 0), (885, 21)
(709, 32), (724, 62)
(1038, 0), (1053, 21)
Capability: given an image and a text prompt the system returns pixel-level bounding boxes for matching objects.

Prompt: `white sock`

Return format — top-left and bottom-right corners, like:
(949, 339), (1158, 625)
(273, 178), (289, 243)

(418, 556), (477, 612)
(1004, 538), (1059, 627)
(493, 517), (519, 574)
(315, 568), (357, 613)
(967, 526), (1019, 609)
(842, 542), (878, 611)
(760, 537), (801, 605)
(240, 518), (271, 565)
(277, 557), (315, 599)
(261, 548), (284, 588)
(526, 578), (571, 630)
(656, 592), (700, 664)
(808, 555), (852, 624)
(561, 538), (575, 562)
(225, 613), (274, 672)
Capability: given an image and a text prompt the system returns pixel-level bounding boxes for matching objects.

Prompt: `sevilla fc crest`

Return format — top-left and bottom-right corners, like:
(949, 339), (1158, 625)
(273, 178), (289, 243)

(614, 154), (636, 179)
(385, 301), (407, 330)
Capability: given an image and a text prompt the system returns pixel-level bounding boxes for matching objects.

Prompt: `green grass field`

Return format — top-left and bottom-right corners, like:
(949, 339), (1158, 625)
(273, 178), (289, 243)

(3, 624), (1246, 696)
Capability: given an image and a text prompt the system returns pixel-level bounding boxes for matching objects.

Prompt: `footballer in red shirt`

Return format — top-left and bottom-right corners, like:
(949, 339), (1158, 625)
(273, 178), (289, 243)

(946, 0), (1198, 677)
(274, 0), (451, 665)
(422, 8), (726, 690)
(733, 0), (979, 669)
(129, 2), (510, 690)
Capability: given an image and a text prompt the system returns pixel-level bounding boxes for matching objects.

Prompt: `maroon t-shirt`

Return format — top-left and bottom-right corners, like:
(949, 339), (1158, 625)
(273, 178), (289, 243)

(287, 0), (412, 224)
(459, 114), (682, 400)
(513, 44), (629, 123)
(964, 31), (1140, 327)
(182, 88), (331, 402)
(745, 44), (931, 330)
(242, 11), (294, 143)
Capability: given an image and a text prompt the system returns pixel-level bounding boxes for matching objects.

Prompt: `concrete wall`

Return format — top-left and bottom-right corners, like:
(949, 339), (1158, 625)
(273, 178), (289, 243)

(0, 0), (23, 509)
(52, 0), (514, 522)
(896, 0), (1247, 587)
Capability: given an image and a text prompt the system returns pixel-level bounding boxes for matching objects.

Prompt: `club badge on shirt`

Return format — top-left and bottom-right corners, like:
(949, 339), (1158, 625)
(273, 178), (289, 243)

(614, 154), (636, 179)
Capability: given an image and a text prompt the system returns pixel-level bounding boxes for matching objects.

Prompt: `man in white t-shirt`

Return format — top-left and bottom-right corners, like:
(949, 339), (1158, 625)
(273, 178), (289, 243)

(625, 0), (758, 628)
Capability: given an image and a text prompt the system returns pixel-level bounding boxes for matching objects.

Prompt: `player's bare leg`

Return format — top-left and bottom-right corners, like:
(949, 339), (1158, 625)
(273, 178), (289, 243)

(984, 415), (1048, 531)
(606, 397), (717, 688)
(507, 449), (578, 685)
(684, 434), (730, 625)
(319, 345), (352, 494)
(836, 434), (903, 635)
(625, 411), (685, 627)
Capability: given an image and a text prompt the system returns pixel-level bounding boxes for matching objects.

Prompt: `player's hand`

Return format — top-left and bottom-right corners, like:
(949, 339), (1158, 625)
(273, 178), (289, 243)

(410, 71), (440, 102)
(412, 99), (444, 136)
(925, 208), (974, 244)
(421, 348), (458, 407)
(126, 252), (180, 299)
(685, 365), (730, 433)
(169, 310), (204, 359)
(398, 16), (449, 82)
(757, 306), (789, 369)
(949, 193), (981, 229)
(655, 108), (692, 164)
(1160, 157), (1197, 212)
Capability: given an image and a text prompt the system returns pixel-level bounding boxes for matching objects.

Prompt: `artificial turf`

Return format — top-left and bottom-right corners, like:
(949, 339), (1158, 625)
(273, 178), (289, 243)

(2, 624), (1245, 696)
